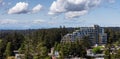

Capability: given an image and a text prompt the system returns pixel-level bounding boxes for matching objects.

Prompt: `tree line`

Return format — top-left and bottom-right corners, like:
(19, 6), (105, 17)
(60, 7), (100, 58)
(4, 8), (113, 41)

(0, 26), (72, 59)
(0, 27), (120, 59)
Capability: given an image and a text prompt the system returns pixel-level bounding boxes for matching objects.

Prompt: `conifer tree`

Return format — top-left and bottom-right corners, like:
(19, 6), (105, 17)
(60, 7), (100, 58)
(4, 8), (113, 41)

(4, 42), (12, 58)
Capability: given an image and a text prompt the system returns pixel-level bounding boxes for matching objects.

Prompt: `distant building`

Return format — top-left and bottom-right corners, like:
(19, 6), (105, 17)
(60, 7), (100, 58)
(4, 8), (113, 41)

(14, 50), (25, 59)
(61, 25), (107, 45)
(49, 48), (60, 59)
(86, 49), (105, 59)
(15, 54), (25, 59)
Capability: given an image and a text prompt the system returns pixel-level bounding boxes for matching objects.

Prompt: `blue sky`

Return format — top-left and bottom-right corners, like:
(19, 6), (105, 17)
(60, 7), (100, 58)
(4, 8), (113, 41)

(0, 0), (120, 29)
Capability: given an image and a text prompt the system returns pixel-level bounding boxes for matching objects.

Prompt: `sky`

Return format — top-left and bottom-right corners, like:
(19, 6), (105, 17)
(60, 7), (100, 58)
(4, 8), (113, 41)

(0, 0), (120, 29)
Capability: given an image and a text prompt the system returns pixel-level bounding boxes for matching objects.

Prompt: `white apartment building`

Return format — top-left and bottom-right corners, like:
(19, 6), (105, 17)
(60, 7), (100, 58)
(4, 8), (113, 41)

(61, 25), (107, 45)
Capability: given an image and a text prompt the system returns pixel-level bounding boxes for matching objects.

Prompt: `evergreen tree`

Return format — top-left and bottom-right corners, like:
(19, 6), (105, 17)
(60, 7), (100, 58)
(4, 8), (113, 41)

(0, 40), (3, 58)
(4, 42), (12, 58)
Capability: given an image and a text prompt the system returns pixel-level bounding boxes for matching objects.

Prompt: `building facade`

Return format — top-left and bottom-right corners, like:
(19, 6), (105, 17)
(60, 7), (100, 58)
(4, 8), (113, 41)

(61, 25), (107, 45)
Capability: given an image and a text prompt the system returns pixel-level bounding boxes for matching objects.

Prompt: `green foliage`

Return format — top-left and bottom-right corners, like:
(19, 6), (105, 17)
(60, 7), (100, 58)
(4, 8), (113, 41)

(0, 39), (2, 43)
(4, 42), (12, 58)
(19, 36), (49, 59)
(44, 56), (51, 59)
(54, 36), (91, 58)
(104, 48), (120, 59)
(92, 46), (102, 54)
(33, 55), (39, 59)
(104, 27), (120, 59)
(18, 43), (25, 54)
(115, 49), (120, 58)
(78, 36), (92, 49)
(0, 40), (3, 50)
(0, 39), (3, 57)
(0, 27), (70, 59)
(105, 28), (120, 44)
(1, 27), (120, 59)
(58, 41), (87, 58)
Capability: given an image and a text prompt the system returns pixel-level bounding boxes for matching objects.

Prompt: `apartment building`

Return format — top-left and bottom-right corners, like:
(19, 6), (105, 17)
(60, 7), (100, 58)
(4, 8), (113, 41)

(61, 25), (107, 45)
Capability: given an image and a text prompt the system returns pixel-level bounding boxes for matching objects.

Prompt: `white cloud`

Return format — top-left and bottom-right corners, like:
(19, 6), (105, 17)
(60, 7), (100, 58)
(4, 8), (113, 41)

(48, 0), (102, 18)
(32, 20), (45, 24)
(32, 19), (57, 25)
(48, 0), (66, 15)
(32, 4), (43, 13)
(0, 19), (18, 25)
(8, 2), (43, 14)
(8, 2), (28, 14)
(0, 19), (47, 25)
(65, 10), (88, 19)
(48, 22), (57, 25)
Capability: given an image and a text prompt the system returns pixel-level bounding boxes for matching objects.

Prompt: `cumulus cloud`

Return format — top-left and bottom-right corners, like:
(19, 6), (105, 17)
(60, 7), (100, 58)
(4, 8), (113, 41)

(8, 2), (28, 14)
(0, 19), (18, 25)
(65, 10), (88, 19)
(8, 2), (43, 14)
(49, 0), (115, 18)
(48, 0), (66, 15)
(32, 4), (43, 13)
